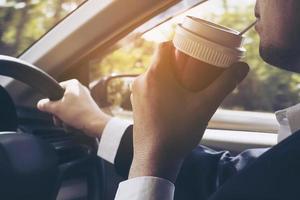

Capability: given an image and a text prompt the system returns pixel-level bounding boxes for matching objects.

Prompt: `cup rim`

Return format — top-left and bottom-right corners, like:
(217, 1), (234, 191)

(183, 16), (244, 48)
(176, 24), (245, 56)
(187, 16), (240, 35)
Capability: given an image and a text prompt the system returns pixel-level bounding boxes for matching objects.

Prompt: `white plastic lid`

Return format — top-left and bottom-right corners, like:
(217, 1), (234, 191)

(173, 16), (245, 68)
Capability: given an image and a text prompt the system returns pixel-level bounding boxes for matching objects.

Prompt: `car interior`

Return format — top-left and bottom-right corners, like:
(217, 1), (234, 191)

(1, 0), (296, 199)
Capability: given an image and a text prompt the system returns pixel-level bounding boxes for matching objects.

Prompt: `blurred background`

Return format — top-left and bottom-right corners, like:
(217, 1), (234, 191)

(1, 0), (300, 113)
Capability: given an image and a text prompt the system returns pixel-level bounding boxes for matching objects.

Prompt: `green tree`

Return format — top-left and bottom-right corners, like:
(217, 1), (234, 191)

(89, 38), (155, 81)
(92, 2), (300, 113)
(217, 4), (300, 112)
(0, 0), (84, 56)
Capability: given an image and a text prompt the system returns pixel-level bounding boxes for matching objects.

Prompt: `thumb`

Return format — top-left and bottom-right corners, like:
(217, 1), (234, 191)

(37, 98), (58, 113)
(149, 41), (175, 74)
(201, 62), (249, 106)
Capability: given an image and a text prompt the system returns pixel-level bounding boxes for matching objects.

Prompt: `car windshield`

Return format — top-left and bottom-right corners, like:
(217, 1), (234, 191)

(0, 0), (86, 57)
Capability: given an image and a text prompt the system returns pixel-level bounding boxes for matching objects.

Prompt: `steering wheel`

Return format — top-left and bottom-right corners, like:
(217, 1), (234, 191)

(0, 55), (103, 200)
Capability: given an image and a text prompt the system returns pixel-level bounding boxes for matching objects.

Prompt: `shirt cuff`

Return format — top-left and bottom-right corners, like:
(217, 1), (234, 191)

(97, 117), (132, 164)
(275, 109), (291, 143)
(115, 177), (175, 200)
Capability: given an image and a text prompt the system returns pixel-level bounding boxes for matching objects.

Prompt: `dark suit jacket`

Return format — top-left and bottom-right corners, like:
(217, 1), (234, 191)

(114, 125), (300, 200)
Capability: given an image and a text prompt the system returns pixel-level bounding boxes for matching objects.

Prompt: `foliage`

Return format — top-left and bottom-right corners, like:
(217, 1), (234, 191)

(0, 0), (84, 56)
(89, 38), (156, 80)
(217, 5), (300, 112)
(91, 3), (300, 113)
(1, 0), (300, 113)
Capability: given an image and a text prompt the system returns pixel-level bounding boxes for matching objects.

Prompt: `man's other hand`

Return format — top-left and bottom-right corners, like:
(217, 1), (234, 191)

(37, 79), (111, 138)
(129, 42), (249, 182)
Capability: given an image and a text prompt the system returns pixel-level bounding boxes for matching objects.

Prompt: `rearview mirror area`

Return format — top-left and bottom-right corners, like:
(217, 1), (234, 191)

(90, 74), (138, 113)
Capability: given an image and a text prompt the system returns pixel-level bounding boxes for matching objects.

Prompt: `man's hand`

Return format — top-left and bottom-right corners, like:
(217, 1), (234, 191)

(129, 42), (249, 182)
(37, 79), (111, 138)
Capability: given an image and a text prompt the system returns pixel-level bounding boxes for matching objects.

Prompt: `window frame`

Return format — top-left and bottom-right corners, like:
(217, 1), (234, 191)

(112, 109), (278, 152)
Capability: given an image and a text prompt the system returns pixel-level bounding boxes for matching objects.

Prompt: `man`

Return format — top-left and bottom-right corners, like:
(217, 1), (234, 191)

(38, 0), (300, 199)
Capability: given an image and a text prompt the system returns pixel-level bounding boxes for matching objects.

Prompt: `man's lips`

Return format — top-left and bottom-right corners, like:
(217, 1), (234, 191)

(255, 11), (260, 19)
(254, 21), (261, 33)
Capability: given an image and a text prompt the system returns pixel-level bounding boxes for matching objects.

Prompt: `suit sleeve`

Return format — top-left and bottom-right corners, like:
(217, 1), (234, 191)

(113, 126), (267, 199)
(98, 118), (268, 199)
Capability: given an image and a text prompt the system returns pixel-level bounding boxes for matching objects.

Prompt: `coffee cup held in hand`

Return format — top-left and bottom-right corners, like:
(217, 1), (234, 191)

(173, 16), (246, 91)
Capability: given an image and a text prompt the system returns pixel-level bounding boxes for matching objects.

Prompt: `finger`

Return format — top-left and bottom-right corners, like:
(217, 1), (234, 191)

(150, 41), (175, 73)
(201, 62), (249, 106)
(63, 123), (74, 133)
(52, 116), (63, 127)
(37, 98), (58, 113)
(59, 81), (69, 88)
(146, 42), (180, 88)
(59, 79), (79, 88)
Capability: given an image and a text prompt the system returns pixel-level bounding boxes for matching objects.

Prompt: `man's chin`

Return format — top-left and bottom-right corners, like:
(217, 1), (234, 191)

(259, 45), (300, 73)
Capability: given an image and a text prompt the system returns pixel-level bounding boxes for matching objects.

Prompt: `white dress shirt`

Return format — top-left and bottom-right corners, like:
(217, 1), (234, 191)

(97, 104), (300, 200)
(276, 103), (300, 143)
(98, 117), (132, 164)
(114, 177), (175, 200)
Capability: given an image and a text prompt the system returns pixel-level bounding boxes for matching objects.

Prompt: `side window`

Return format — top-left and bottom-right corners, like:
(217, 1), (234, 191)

(0, 0), (86, 57)
(89, 0), (300, 113)
(89, 38), (154, 81)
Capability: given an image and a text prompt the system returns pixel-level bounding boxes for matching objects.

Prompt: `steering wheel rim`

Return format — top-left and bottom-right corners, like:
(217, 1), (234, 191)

(0, 55), (65, 101)
(0, 55), (102, 200)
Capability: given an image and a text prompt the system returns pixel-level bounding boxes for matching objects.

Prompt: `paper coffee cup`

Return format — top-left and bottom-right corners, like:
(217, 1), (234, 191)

(173, 16), (245, 68)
